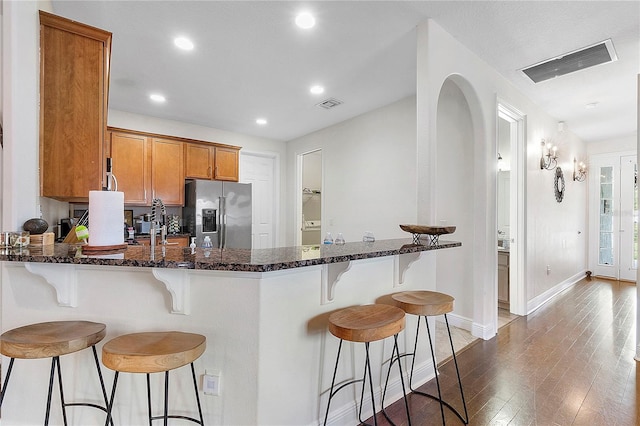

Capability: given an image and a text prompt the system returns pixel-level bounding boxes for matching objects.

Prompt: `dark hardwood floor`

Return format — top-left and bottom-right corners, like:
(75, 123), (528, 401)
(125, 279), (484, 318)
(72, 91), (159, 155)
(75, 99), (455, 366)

(370, 278), (638, 425)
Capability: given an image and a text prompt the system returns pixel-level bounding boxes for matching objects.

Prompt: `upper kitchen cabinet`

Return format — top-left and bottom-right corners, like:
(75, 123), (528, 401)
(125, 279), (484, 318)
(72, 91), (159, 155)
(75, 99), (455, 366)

(39, 11), (112, 201)
(214, 146), (240, 181)
(151, 138), (184, 205)
(184, 143), (240, 182)
(107, 128), (184, 206)
(108, 130), (150, 205)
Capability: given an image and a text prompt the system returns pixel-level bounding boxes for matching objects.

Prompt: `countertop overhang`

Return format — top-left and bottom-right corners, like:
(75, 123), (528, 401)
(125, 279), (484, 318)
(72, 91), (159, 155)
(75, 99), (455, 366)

(0, 238), (461, 272)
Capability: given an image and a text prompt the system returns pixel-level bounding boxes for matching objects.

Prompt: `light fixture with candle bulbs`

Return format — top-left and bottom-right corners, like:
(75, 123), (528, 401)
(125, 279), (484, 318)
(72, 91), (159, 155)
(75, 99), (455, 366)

(540, 139), (558, 170)
(573, 158), (587, 182)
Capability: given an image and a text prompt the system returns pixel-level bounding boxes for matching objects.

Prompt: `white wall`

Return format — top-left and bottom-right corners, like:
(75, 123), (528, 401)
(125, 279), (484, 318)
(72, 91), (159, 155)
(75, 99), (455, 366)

(434, 80), (475, 319)
(1, 1), (44, 233)
(286, 96), (418, 245)
(587, 134), (637, 156)
(416, 20), (588, 337)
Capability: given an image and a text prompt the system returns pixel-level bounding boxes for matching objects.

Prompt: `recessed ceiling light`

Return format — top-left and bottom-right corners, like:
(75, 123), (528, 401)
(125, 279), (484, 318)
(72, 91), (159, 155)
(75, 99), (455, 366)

(585, 102), (599, 109)
(295, 12), (315, 29)
(174, 37), (194, 51)
(256, 118), (268, 125)
(149, 94), (166, 103)
(310, 85), (325, 95)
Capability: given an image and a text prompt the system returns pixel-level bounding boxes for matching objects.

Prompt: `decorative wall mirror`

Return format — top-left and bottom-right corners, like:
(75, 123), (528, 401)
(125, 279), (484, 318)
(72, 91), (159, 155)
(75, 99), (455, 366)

(554, 167), (565, 202)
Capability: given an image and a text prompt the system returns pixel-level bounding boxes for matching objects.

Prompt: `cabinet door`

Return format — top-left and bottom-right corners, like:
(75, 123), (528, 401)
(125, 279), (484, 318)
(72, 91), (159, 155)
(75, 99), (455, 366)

(152, 138), (184, 205)
(214, 147), (239, 181)
(39, 12), (112, 201)
(109, 131), (150, 205)
(498, 253), (509, 304)
(185, 144), (213, 179)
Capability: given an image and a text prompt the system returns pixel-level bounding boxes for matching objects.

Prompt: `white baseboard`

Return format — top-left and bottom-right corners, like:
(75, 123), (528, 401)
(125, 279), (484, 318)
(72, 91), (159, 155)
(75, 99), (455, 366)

(527, 270), (585, 314)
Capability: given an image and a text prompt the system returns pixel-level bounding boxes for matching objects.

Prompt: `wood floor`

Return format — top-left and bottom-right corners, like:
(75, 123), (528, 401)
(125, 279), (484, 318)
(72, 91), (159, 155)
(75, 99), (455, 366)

(369, 278), (638, 425)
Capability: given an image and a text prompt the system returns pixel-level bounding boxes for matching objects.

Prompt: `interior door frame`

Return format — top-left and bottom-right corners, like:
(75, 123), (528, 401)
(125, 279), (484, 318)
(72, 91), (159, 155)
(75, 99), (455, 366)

(588, 151), (637, 280)
(497, 101), (527, 316)
(239, 150), (280, 248)
(295, 149), (322, 246)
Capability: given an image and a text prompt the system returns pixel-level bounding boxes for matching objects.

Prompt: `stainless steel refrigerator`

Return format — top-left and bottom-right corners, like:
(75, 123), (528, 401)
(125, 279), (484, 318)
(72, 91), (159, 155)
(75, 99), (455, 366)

(183, 180), (252, 249)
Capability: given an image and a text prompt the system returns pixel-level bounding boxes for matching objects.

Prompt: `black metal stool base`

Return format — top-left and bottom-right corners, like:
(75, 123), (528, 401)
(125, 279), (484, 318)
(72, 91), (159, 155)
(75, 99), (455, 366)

(411, 314), (468, 424)
(104, 362), (204, 426)
(0, 345), (113, 426)
(324, 335), (411, 426)
(383, 314), (469, 425)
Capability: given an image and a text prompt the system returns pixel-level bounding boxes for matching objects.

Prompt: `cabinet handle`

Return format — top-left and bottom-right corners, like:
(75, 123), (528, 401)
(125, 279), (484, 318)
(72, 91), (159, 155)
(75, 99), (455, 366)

(208, 166), (212, 177)
(215, 166), (218, 177)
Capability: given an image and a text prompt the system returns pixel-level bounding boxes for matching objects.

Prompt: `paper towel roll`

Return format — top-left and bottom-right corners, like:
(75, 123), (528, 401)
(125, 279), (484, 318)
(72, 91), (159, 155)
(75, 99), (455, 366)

(89, 191), (124, 246)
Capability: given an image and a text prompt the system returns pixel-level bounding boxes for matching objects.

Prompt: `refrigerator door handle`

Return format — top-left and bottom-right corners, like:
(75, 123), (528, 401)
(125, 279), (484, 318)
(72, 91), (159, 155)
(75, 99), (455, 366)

(219, 196), (226, 249)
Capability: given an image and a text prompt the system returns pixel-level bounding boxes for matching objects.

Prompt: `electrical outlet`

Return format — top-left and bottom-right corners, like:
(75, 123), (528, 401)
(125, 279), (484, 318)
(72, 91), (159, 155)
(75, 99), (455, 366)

(203, 370), (221, 396)
(546, 265), (551, 275)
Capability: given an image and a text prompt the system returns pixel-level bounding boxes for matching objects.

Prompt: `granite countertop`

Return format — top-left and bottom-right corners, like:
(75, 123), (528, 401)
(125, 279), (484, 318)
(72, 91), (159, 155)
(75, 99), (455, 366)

(0, 238), (461, 272)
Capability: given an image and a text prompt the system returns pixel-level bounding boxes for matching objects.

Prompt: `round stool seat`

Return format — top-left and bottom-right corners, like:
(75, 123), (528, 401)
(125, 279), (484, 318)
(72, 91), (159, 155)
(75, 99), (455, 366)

(392, 290), (454, 316)
(0, 321), (106, 359)
(102, 331), (206, 374)
(328, 304), (405, 343)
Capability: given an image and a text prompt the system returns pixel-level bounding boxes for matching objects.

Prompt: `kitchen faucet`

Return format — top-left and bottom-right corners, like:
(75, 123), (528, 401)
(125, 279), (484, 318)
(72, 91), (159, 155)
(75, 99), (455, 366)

(150, 198), (167, 250)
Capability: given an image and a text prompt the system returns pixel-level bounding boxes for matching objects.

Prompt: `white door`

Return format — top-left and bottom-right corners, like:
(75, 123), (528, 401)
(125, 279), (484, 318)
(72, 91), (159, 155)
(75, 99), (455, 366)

(589, 152), (637, 281)
(619, 155), (637, 281)
(240, 152), (277, 249)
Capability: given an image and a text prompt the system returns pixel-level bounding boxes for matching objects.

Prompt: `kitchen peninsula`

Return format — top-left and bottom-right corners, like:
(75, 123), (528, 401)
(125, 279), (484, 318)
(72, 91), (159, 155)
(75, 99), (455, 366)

(1, 238), (459, 425)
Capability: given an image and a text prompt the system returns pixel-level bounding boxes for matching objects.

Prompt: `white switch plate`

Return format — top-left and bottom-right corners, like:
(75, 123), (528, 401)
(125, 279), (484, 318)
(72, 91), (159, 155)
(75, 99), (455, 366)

(203, 370), (221, 396)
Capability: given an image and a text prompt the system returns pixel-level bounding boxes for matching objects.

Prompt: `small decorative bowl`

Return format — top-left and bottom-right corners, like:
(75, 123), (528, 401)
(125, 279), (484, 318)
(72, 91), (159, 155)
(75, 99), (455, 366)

(399, 224), (456, 245)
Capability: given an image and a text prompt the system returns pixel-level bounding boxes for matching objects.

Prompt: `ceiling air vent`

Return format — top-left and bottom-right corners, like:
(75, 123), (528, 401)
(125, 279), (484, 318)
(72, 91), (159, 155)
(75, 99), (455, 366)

(520, 39), (617, 83)
(316, 98), (344, 109)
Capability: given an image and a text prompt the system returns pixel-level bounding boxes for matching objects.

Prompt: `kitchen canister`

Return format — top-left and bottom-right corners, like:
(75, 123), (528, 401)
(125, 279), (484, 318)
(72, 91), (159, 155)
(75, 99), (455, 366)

(167, 215), (180, 234)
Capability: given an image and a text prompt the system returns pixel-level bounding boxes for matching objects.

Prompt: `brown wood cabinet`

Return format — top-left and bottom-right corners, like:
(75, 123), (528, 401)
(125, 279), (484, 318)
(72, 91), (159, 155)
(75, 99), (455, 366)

(39, 11), (112, 201)
(107, 127), (239, 206)
(107, 129), (183, 206)
(184, 143), (240, 182)
(136, 235), (189, 247)
(498, 251), (510, 309)
(109, 131), (150, 205)
(151, 138), (184, 205)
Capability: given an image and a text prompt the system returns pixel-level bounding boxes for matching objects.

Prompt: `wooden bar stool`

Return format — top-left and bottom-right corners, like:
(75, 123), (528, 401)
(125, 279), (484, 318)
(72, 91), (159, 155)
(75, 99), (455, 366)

(389, 290), (468, 425)
(324, 304), (411, 426)
(0, 320), (111, 425)
(101, 331), (206, 426)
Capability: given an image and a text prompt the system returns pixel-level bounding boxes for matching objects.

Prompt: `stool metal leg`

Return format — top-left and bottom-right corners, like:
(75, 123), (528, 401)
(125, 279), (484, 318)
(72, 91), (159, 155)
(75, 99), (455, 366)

(323, 339), (343, 426)
(146, 368), (206, 425)
(89, 346), (115, 426)
(0, 357), (15, 408)
(424, 315), (446, 425)
(44, 357), (57, 425)
(164, 371), (169, 426)
(324, 339), (380, 426)
(55, 357), (69, 426)
(190, 362), (205, 425)
(381, 334), (412, 426)
(147, 373), (153, 426)
(406, 315), (468, 425)
(443, 314), (469, 424)
(104, 371), (119, 426)
(362, 342), (377, 426)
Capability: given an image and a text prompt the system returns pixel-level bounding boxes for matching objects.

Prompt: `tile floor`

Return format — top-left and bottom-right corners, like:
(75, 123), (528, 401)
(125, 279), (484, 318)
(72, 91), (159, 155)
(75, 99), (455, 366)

(434, 308), (519, 365)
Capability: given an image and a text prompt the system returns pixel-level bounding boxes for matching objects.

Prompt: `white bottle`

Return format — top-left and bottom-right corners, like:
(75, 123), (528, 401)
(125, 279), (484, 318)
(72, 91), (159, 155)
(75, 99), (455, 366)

(190, 237), (196, 254)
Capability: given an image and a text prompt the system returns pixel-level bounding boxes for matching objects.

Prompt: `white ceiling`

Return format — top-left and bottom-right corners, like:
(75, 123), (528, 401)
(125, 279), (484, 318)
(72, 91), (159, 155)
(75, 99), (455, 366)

(51, 1), (639, 144)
